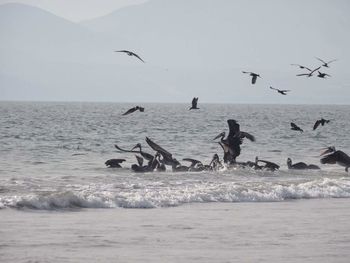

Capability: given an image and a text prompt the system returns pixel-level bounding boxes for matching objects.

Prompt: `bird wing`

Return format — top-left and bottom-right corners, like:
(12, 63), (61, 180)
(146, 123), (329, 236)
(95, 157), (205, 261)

(296, 73), (310, 76)
(252, 75), (257, 84)
(115, 50), (129, 53)
(145, 137), (172, 158)
(115, 144), (140, 153)
(270, 86), (277, 91)
(290, 122), (298, 129)
(182, 158), (202, 167)
(242, 71), (252, 74)
(310, 66), (321, 74)
(320, 153), (337, 164)
(227, 119), (240, 137)
(240, 131), (255, 142)
(135, 155), (144, 166)
(130, 52), (145, 63)
(122, 107), (137, 115)
(313, 120), (321, 130)
(315, 57), (326, 64)
(327, 59), (337, 64)
(191, 97), (198, 108)
(291, 64), (312, 71)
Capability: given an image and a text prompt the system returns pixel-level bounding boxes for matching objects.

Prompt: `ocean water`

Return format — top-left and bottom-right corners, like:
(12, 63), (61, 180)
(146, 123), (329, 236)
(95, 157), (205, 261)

(0, 102), (350, 210)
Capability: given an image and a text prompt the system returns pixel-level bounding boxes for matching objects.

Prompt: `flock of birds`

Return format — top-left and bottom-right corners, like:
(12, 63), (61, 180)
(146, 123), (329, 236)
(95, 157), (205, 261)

(105, 50), (350, 173)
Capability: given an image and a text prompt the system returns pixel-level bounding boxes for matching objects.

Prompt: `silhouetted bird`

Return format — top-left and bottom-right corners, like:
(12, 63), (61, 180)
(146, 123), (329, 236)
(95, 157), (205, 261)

(256, 157), (280, 171)
(291, 64), (312, 71)
(313, 118), (330, 130)
(296, 66), (321, 77)
(317, 71), (331, 79)
(320, 146), (350, 172)
(122, 106), (144, 116)
(269, 86), (290, 95)
(114, 50), (145, 63)
(315, 57), (337, 68)
(105, 158), (126, 168)
(287, 158), (320, 170)
(290, 122), (303, 133)
(189, 97), (199, 110)
(242, 71), (261, 84)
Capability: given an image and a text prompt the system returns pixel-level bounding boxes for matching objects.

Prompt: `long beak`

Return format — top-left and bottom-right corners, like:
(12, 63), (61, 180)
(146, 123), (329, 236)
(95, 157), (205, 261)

(213, 132), (224, 140)
(320, 147), (334, 156)
(131, 145), (138, 151)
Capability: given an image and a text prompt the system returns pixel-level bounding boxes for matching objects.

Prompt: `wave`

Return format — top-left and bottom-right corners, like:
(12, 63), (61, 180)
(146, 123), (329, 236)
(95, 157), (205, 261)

(1, 178), (350, 210)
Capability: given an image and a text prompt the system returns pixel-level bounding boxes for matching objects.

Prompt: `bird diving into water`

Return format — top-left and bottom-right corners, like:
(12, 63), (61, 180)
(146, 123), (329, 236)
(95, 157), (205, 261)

(269, 86), (290, 95)
(122, 106), (144, 116)
(290, 122), (303, 133)
(114, 50), (145, 63)
(315, 57), (337, 68)
(189, 97), (199, 110)
(313, 118), (330, 130)
(320, 146), (350, 172)
(242, 71), (261, 84)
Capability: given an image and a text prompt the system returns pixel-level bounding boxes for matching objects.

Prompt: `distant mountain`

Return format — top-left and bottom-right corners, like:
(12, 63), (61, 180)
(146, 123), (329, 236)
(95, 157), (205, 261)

(1, 1), (350, 103)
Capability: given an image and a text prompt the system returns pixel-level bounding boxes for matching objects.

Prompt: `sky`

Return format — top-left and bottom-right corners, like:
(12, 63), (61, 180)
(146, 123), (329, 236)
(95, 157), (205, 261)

(0, 0), (148, 22)
(0, 0), (349, 104)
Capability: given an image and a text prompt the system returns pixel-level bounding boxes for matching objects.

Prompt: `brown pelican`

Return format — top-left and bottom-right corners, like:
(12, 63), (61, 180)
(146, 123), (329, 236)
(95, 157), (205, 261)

(256, 157), (280, 171)
(131, 153), (165, 173)
(290, 122), (303, 133)
(208, 154), (224, 170)
(114, 143), (154, 161)
(269, 86), (290, 95)
(315, 57), (337, 68)
(214, 119), (255, 164)
(242, 71), (261, 84)
(105, 158), (126, 168)
(313, 118), (330, 130)
(189, 97), (199, 110)
(320, 147), (350, 172)
(317, 71), (331, 79)
(287, 158), (320, 170)
(296, 66), (321, 77)
(145, 137), (177, 166)
(122, 106), (144, 116)
(114, 50), (145, 63)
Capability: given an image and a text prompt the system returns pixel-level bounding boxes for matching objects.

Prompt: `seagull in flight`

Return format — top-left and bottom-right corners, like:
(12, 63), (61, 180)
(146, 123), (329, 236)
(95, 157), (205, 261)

(242, 71), (261, 84)
(115, 50), (145, 63)
(315, 57), (337, 68)
(269, 86), (290, 95)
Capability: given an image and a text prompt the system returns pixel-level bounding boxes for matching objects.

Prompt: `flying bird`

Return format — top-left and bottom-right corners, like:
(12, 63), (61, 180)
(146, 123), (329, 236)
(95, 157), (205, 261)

(290, 64), (312, 71)
(313, 118), (330, 130)
(317, 71), (331, 79)
(122, 106), (144, 116)
(296, 66), (321, 77)
(114, 50), (145, 63)
(287, 158), (320, 170)
(290, 122), (303, 133)
(189, 97), (199, 110)
(242, 71), (261, 84)
(320, 146), (350, 172)
(269, 86), (290, 95)
(315, 57), (337, 68)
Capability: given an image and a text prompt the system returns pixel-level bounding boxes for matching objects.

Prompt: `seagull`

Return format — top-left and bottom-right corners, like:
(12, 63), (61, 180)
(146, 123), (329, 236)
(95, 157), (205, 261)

(114, 50), (145, 63)
(269, 86), (290, 95)
(315, 57), (337, 68)
(290, 122), (303, 133)
(296, 66), (321, 77)
(313, 118), (330, 130)
(122, 106), (144, 116)
(189, 97), (199, 110)
(242, 71), (261, 84)
(317, 71), (331, 79)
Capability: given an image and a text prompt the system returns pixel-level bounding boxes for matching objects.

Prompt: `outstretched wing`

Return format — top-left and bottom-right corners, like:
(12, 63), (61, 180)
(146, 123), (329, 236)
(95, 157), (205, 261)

(252, 75), (257, 84)
(182, 158), (202, 167)
(145, 137), (172, 158)
(315, 57), (326, 64)
(130, 52), (145, 63)
(227, 119), (240, 137)
(270, 86), (277, 91)
(122, 107), (137, 115)
(191, 97), (198, 108)
(240, 131), (255, 142)
(313, 120), (321, 130)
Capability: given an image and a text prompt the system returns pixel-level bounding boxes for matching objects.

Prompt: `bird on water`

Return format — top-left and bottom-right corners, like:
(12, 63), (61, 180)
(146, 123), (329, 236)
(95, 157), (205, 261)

(320, 147), (350, 172)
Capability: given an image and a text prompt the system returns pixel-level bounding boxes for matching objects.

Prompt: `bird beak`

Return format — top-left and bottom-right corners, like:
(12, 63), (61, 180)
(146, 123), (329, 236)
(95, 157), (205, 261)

(320, 147), (334, 156)
(131, 145), (138, 151)
(213, 132), (224, 140)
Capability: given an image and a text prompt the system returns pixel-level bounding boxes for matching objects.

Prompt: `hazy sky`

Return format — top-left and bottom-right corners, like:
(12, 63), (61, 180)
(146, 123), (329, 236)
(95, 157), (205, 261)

(0, 0), (148, 21)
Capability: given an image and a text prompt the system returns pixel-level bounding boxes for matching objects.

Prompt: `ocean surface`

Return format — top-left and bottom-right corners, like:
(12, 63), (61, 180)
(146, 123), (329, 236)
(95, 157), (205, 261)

(1, 102), (350, 262)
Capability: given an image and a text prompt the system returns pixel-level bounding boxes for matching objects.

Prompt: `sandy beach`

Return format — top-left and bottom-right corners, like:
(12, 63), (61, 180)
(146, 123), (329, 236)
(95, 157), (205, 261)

(1, 198), (350, 263)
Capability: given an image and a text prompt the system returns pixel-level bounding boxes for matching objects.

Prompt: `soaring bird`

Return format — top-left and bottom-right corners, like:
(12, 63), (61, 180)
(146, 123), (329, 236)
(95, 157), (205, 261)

(320, 147), (350, 172)
(242, 71), (261, 84)
(287, 158), (320, 170)
(315, 57), (337, 68)
(122, 106), (144, 116)
(290, 122), (303, 133)
(105, 158), (126, 168)
(269, 86), (290, 95)
(114, 50), (145, 63)
(291, 64), (312, 71)
(313, 118), (330, 130)
(317, 71), (331, 79)
(296, 66), (321, 77)
(189, 97), (199, 110)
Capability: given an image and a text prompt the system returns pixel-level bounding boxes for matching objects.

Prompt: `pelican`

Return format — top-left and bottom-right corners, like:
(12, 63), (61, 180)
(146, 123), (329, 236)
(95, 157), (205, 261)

(290, 122), (303, 133)
(122, 106), (144, 116)
(313, 118), (330, 130)
(296, 66), (321, 77)
(256, 157), (280, 171)
(315, 57), (337, 68)
(145, 137), (177, 166)
(269, 86), (290, 95)
(242, 71), (261, 84)
(105, 158), (126, 168)
(189, 97), (199, 110)
(320, 147), (350, 172)
(115, 50), (145, 63)
(114, 143), (153, 161)
(287, 158), (320, 170)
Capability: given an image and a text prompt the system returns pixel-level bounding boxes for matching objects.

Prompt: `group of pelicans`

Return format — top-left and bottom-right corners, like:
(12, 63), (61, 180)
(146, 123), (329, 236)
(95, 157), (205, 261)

(105, 119), (350, 173)
(110, 50), (349, 172)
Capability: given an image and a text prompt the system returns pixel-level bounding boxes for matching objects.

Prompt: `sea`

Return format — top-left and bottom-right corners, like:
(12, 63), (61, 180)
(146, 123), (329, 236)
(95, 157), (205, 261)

(1, 101), (350, 262)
